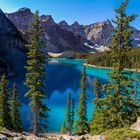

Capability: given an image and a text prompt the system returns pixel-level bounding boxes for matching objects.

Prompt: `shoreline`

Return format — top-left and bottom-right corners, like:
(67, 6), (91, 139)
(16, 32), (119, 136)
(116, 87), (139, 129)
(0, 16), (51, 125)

(0, 130), (101, 140)
(84, 63), (140, 73)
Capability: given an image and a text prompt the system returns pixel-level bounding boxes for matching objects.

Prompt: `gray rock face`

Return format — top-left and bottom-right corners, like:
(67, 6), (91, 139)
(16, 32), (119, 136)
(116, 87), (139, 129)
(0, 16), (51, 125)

(6, 7), (140, 54)
(0, 9), (26, 72)
(7, 8), (95, 53)
(130, 117), (140, 131)
(59, 20), (72, 32)
(59, 20), (113, 47)
(60, 19), (140, 48)
(6, 7), (33, 30)
(84, 20), (113, 46)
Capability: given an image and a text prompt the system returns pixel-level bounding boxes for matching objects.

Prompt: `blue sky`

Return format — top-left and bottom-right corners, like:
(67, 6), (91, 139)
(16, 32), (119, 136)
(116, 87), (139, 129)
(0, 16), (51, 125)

(0, 0), (140, 29)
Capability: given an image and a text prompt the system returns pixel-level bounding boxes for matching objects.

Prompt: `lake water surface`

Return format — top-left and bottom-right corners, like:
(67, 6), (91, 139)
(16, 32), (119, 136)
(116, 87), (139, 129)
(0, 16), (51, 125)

(11, 59), (111, 132)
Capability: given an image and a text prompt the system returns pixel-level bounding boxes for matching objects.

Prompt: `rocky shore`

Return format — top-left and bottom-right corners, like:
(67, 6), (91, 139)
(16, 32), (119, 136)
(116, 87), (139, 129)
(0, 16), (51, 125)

(0, 130), (101, 140)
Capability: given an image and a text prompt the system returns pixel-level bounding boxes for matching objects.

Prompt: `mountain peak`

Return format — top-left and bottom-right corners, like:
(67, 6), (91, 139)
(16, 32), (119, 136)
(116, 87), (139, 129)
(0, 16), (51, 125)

(6, 7), (33, 17)
(16, 7), (32, 15)
(18, 7), (31, 12)
(71, 21), (80, 26)
(40, 15), (54, 24)
(59, 20), (69, 26)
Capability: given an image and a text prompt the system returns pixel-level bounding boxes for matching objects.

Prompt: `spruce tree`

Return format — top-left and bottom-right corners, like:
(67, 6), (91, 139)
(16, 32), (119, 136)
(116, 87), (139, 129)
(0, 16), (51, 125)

(93, 77), (102, 110)
(90, 77), (105, 134)
(76, 67), (89, 134)
(0, 74), (13, 130)
(25, 10), (49, 135)
(101, 0), (139, 130)
(65, 93), (72, 134)
(71, 98), (75, 131)
(11, 82), (23, 132)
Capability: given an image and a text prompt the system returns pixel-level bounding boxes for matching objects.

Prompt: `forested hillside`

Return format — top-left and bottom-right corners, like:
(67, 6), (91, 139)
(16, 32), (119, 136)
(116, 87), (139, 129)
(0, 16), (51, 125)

(86, 47), (140, 68)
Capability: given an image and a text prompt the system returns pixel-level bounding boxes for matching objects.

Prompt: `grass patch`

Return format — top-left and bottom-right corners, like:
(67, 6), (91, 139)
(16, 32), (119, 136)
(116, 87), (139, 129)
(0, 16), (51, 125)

(104, 127), (140, 140)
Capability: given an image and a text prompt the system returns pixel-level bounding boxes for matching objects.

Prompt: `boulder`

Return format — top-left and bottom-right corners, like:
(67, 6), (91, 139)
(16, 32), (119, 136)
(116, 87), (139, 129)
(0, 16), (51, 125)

(130, 117), (140, 131)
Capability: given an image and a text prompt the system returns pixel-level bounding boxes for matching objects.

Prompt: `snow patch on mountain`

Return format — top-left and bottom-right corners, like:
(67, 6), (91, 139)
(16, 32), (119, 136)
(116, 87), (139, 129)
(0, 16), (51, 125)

(84, 42), (95, 49)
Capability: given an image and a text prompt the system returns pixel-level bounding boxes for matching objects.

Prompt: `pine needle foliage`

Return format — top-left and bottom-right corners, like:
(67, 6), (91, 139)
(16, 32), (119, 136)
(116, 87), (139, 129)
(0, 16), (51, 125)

(25, 10), (49, 135)
(76, 67), (89, 134)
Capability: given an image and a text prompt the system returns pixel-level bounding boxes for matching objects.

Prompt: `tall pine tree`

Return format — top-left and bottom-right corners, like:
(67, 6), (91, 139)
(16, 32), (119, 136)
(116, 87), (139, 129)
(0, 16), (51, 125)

(25, 10), (49, 135)
(76, 67), (89, 134)
(65, 93), (72, 134)
(71, 98), (75, 131)
(11, 82), (23, 132)
(93, 77), (102, 110)
(0, 74), (13, 130)
(90, 77), (105, 134)
(98, 0), (140, 131)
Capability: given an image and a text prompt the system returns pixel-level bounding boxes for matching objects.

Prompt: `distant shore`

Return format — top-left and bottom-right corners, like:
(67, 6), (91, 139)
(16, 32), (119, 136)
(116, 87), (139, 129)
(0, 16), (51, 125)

(83, 63), (140, 73)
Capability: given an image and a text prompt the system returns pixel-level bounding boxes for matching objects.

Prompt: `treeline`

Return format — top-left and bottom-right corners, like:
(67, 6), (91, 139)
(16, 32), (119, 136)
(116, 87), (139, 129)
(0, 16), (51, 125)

(0, 74), (23, 132)
(86, 47), (140, 68)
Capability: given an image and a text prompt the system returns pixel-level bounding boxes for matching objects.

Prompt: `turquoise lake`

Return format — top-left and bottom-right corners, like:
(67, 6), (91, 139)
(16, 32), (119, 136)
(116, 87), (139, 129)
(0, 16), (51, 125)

(11, 59), (112, 132)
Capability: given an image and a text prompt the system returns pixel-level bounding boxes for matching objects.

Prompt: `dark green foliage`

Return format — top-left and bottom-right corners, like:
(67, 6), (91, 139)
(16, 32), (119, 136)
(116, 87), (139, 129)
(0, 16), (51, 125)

(62, 94), (75, 134)
(25, 10), (49, 134)
(87, 47), (140, 69)
(65, 93), (72, 134)
(71, 98), (75, 130)
(104, 0), (139, 129)
(0, 74), (13, 130)
(93, 78), (102, 102)
(90, 78), (105, 134)
(87, 51), (112, 67)
(90, 0), (140, 135)
(11, 82), (23, 132)
(76, 67), (89, 134)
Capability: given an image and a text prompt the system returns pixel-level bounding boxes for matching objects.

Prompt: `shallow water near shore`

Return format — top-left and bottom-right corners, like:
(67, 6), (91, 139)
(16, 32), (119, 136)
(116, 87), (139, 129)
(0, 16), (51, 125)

(10, 59), (112, 132)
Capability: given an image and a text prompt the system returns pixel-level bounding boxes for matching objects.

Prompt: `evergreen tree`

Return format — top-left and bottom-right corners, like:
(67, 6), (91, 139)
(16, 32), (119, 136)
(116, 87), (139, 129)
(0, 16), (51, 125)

(65, 93), (72, 134)
(11, 82), (23, 132)
(25, 10), (49, 135)
(60, 120), (66, 134)
(71, 98), (75, 130)
(0, 74), (13, 130)
(76, 67), (89, 134)
(93, 77), (102, 110)
(90, 77), (105, 134)
(95, 0), (140, 131)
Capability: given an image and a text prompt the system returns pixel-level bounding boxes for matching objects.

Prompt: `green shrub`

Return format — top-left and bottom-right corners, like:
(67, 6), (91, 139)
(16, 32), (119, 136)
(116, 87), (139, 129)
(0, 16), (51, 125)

(104, 127), (140, 140)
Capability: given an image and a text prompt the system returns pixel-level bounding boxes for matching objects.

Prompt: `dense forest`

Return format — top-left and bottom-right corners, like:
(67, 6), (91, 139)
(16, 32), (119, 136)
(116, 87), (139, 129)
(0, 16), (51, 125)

(86, 47), (140, 68)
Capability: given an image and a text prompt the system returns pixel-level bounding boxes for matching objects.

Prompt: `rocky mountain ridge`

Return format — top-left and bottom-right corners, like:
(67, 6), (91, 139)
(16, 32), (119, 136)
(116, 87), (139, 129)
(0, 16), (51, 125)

(6, 8), (95, 53)
(59, 19), (140, 48)
(6, 7), (140, 54)
(0, 9), (26, 73)
(0, 6), (139, 63)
